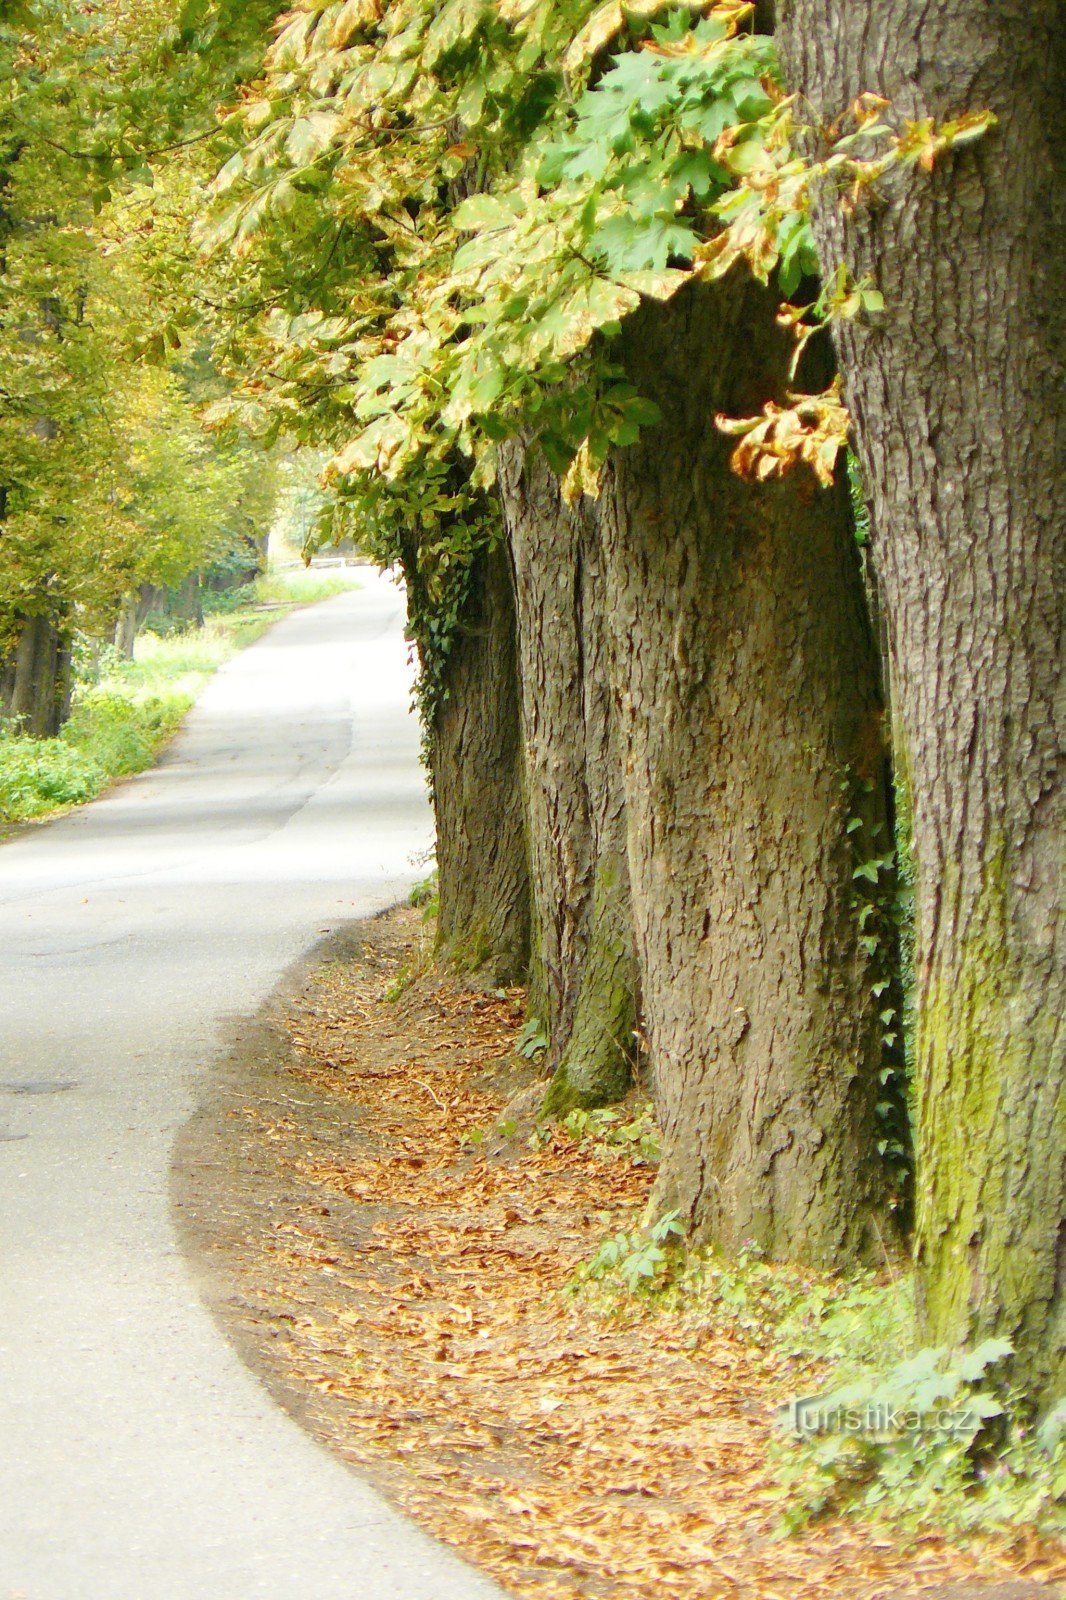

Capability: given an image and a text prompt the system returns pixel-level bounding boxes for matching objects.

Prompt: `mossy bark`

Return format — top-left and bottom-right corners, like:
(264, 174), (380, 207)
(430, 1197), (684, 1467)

(596, 277), (894, 1267)
(541, 851), (634, 1115)
(407, 534), (531, 984)
(919, 873), (1064, 1400)
(779, 0), (1064, 1401)
(499, 444), (636, 1110)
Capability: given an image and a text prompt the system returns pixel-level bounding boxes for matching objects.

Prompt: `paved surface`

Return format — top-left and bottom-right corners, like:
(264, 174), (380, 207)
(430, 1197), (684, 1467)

(0, 576), (503, 1599)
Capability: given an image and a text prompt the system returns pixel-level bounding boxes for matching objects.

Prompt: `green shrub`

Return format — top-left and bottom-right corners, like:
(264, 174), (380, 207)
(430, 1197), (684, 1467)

(0, 731), (103, 818)
(572, 1210), (685, 1295)
(0, 689), (192, 822)
(775, 1339), (1065, 1538)
(568, 1209), (1063, 1542)
(562, 1102), (661, 1167)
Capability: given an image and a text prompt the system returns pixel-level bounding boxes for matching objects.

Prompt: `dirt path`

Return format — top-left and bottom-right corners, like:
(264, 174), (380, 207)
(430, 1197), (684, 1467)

(173, 906), (1063, 1600)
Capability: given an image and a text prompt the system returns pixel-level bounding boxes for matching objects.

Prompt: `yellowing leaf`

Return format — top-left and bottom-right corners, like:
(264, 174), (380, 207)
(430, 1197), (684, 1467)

(330, 0), (382, 47)
(561, 438), (603, 503)
(617, 266), (695, 302)
(715, 382), (850, 487)
(562, 2), (625, 74)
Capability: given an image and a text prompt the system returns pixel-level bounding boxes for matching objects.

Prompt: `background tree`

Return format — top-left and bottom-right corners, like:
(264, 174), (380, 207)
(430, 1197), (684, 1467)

(0, 0), (282, 726)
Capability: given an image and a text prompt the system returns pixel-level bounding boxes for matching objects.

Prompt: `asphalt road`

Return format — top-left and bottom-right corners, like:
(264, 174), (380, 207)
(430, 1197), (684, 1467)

(0, 576), (503, 1599)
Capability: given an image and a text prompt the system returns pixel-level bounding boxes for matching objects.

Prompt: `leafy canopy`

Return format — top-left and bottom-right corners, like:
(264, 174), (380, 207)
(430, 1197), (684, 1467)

(0, 0), (281, 653)
(202, 0), (992, 519)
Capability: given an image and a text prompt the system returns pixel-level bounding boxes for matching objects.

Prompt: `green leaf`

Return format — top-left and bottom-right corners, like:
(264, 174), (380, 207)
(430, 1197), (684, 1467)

(452, 193), (518, 232)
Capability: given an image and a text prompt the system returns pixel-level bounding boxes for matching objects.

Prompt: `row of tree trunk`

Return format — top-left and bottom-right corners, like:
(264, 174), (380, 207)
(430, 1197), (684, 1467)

(412, 0), (1062, 1404)
(414, 271), (898, 1275)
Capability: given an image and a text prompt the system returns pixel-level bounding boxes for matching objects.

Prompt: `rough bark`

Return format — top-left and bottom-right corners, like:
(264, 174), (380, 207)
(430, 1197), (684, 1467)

(413, 535), (531, 984)
(597, 276), (895, 1266)
(779, 0), (1064, 1401)
(0, 612), (72, 736)
(499, 444), (636, 1112)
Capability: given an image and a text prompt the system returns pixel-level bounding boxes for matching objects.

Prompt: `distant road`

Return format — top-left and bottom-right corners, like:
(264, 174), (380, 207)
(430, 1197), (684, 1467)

(0, 575), (501, 1599)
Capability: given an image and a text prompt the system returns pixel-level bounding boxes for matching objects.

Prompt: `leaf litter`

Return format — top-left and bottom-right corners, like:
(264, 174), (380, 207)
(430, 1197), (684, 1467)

(173, 906), (1064, 1600)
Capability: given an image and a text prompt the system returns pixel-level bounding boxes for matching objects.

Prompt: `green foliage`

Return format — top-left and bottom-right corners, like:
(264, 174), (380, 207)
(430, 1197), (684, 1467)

(569, 1207), (1062, 1540)
(776, 1340), (1065, 1538)
(0, 684), (190, 822)
(0, 569), (330, 821)
(408, 868), (439, 918)
(561, 1101), (660, 1166)
(517, 1017), (549, 1059)
(383, 962), (414, 1003)
(192, 0), (993, 736)
(248, 567), (359, 606)
(576, 1210), (913, 1353)
(841, 764), (912, 1213)
(0, 727), (106, 817)
(574, 1209), (684, 1294)
(891, 761), (918, 1091)
(0, 0), (280, 679)
(846, 448), (871, 547)
(408, 871), (437, 908)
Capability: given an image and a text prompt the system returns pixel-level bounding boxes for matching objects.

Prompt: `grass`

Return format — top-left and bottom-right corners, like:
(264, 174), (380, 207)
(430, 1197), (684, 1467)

(199, 565), (363, 617)
(0, 567), (361, 825)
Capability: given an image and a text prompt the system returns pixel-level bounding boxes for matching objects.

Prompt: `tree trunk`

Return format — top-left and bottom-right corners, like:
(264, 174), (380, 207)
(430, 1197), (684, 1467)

(114, 584), (162, 658)
(499, 443), (636, 1112)
(114, 598), (138, 659)
(597, 276), (897, 1266)
(0, 612), (71, 737)
(414, 535), (531, 984)
(171, 571), (204, 629)
(778, 0), (1064, 1402)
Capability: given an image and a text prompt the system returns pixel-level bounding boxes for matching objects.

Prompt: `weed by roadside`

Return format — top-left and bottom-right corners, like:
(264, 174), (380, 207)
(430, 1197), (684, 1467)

(408, 869), (439, 918)
(558, 1101), (661, 1167)
(570, 1187), (1064, 1546)
(200, 566), (362, 617)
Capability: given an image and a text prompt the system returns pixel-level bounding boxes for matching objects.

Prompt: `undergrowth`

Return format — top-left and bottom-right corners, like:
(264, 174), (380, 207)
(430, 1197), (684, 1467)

(559, 1102), (661, 1167)
(565, 1103), (1064, 1545)
(200, 566), (360, 616)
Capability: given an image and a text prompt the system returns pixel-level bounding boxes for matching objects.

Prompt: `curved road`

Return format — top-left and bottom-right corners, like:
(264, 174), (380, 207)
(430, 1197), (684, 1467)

(0, 576), (502, 1599)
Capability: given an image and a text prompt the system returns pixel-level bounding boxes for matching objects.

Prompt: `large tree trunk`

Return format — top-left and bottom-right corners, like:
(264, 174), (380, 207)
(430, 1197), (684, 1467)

(499, 444), (636, 1112)
(597, 277), (898, 1266)
(0, 612), (72, 737)
(409, 534), (531, 985)
(779, 0), (1064, 1402)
